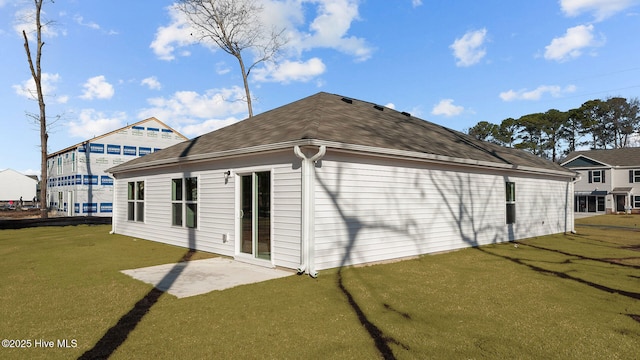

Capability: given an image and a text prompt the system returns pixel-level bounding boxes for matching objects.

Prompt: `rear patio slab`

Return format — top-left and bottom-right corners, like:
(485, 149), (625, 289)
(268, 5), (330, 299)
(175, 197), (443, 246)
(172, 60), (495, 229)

(121, 258), (294, 298)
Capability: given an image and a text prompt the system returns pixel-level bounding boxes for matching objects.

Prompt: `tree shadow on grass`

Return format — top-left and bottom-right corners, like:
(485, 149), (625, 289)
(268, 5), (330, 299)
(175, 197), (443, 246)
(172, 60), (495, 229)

(520, 242), (640, 270)
(316, 162), (419, 360)
(477, 245), (640, 301)
(81, 143), (200, 359)
(78, 249), (196, 360)
(336, 270), (409, 360)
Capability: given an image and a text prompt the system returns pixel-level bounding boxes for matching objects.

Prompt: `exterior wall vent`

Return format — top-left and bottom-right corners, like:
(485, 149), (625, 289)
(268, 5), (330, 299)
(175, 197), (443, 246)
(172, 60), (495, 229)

(341, 97), (353, 104)
(401, 111), (411, 117)
(373, 105), (384, 111)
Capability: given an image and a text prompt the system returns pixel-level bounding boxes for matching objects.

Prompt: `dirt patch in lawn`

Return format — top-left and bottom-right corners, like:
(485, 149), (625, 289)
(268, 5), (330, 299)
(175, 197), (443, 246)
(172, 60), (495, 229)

(0, 209), (42, 219)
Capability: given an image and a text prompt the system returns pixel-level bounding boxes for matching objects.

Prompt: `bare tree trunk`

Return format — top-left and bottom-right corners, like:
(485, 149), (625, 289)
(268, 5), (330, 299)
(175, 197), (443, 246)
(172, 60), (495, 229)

(22, 0), (48, 219)
(237, 56), (253, 118)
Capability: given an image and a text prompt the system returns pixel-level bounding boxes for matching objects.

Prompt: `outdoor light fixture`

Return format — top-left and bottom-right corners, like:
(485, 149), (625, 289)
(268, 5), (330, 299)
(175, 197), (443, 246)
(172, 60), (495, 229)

(224, 170), (231, 179)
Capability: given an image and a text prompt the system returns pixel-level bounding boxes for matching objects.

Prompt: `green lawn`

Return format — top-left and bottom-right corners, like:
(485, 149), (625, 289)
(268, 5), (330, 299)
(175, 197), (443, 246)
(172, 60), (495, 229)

(0, 216), (639, 359)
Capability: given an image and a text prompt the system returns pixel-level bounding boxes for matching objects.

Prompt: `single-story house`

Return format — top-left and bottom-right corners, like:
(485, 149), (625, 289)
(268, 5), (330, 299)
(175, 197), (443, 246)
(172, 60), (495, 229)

(47, 117), (187, 216)
(108, 92), (576, 276)
(561, 148), (640, 214)
(0, 169), (38, 204)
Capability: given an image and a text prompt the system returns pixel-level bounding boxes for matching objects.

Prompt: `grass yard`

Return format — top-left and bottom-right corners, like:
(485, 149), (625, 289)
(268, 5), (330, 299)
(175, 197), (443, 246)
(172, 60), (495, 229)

(0, 216), (638, 359)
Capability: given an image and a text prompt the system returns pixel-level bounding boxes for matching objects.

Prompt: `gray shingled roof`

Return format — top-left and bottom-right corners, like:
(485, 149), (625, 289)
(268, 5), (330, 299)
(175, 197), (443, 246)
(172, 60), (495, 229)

(563, 148), (640, 167)
(110, 92), (571, 175)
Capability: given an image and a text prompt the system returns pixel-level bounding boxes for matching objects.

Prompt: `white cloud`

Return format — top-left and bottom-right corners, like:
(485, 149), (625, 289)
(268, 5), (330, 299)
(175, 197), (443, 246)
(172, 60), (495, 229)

(141, 76), (162, 90)
(412, 0), (423, 7)
(150, 5), (197, 61)
(73, 15), (100, 30)
(215, 61), (231, 75)
(499, 84), (577, 101)
(67, 109), (126, 138)
(385, 103), (396, 109)
(13, 7), (60, 39)
(252, 58), (326, 83)
(151, 0), (373, 65)
(180, 117), (242, 137)
(138, 86), (248, 137)
(544, 24), (602, 62)
(296, 0), (374, 61)
(13, 73), (68, 104)
(450, 28), (488, 67)
(80, 75), (114, 100)
(560, 0), (640, 21)
(431, 99), (464, 117)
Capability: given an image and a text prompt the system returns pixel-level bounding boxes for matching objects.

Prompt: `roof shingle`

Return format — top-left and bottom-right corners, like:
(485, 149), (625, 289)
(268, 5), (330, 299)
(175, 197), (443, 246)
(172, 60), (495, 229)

(110, 92), (571, 175)
(563, 148), (640, 167)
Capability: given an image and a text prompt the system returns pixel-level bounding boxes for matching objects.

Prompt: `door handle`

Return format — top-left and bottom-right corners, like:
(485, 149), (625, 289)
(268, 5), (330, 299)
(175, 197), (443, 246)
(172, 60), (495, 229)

(239, 210), (244, 218)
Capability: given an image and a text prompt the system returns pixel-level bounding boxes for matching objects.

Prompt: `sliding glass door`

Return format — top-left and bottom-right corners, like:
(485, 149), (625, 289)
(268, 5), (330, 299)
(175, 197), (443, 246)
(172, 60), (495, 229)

(240, 171), (271, 260)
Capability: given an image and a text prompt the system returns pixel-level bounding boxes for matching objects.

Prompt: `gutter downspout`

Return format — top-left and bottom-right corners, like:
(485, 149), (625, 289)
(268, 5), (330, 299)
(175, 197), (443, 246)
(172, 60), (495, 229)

(570, 173), (582, 234)
(294, 145), (326, 278)
(109, 177), (116, 234)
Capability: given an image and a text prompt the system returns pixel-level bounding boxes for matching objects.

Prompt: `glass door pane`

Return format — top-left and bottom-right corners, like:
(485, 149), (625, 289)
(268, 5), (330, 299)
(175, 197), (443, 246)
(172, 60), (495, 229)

(240, 175), (253, 254)
(256, 172), (271, 260)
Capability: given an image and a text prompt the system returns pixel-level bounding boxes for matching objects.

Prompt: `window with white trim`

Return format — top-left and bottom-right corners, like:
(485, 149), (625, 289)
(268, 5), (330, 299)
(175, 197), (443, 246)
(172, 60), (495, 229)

(57, 157), (63, 175)
(171, 177), (197, 228)
(127, 181), (144, 222)
(634, 196), (640, 208)
(630, 169), (640, 183)
(506, 182), (516, 224)
(588, 170), (604, 183)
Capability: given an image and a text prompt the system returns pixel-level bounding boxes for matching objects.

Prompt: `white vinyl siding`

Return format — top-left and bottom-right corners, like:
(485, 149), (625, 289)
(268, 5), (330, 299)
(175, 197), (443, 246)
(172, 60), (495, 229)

(312, 152), (573, 270)
(116, 170), (232, 255)
(112, 151), (302, 269)
(112, 149), (573, 272)
(271, 167), (302, 269)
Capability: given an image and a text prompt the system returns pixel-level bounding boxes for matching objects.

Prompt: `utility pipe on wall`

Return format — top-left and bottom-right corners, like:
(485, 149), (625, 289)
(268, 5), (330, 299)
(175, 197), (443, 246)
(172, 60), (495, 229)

(294, 145), (326, 278)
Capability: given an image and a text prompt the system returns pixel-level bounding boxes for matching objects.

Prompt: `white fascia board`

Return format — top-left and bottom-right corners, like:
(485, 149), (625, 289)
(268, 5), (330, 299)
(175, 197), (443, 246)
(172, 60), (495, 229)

(109, 139), (576, 178)
(309, 140), (576, 178)
(107, 140), (313, 174)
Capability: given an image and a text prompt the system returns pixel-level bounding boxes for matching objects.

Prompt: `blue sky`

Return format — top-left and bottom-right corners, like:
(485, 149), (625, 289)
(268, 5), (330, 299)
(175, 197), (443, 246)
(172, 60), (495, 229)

(1, 0), (640, 175)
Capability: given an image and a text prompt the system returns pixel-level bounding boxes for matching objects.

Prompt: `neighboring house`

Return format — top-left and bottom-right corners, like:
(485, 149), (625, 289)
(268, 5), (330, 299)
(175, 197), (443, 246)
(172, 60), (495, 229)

(47, 117), (187, 216)
(108, 92), (576, 275)
(561, 148), (640, 214)
(0, 169), (38, 203)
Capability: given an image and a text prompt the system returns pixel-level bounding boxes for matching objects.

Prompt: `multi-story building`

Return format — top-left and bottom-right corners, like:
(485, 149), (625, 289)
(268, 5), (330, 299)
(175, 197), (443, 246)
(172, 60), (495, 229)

(46, 117), (187, 216)
(562, 148), (640, 214)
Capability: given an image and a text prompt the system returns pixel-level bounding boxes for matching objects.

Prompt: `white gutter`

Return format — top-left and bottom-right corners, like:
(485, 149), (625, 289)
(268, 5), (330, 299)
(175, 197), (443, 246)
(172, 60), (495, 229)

(109, 139), (575, 179)
(294, 145), (326, 278)
(109, 178), (117, 235)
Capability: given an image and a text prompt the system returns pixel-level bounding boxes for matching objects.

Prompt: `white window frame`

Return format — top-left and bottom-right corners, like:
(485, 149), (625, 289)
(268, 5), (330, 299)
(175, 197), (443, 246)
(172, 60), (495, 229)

(591, 170), (603, 183)
(506, 181), (516, 224)
(127, 180), (145, 222)
(171, 177), (198, 229)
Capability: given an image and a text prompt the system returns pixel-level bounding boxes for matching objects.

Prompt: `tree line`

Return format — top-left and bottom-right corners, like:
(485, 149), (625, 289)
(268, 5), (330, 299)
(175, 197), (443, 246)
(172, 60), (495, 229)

(467, 97), (640, 162)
